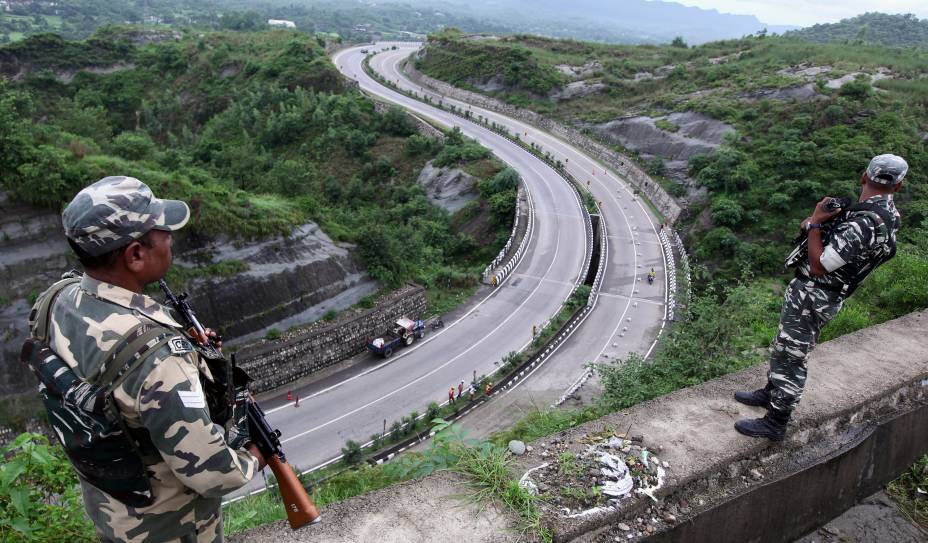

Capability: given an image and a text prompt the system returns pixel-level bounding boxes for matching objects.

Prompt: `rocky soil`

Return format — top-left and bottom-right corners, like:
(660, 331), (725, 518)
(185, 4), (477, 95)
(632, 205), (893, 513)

(515, 428), (670, 536)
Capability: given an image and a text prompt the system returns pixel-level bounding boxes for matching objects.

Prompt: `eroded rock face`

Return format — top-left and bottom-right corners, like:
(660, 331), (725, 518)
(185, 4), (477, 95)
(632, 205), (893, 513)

(549, 80), (607, 102)
(587, 112), (734, 196)
(417, 160), (480, 214)
(741, 83), (822, 102)
(470, 74), (508, 93)
(555, 61), (602, 79)
(589, 112), (734, 162)
(179, 224), (376, 343)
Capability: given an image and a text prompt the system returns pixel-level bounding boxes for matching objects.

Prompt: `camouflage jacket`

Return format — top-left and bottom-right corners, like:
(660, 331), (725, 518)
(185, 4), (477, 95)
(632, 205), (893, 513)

(36, 274), (258, 543)
(797, 194), (900, 294)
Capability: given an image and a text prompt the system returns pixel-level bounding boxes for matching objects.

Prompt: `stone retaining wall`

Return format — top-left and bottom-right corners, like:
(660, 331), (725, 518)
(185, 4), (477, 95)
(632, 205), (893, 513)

(235, 284), (427, 393)
(404, 54), (682, 222)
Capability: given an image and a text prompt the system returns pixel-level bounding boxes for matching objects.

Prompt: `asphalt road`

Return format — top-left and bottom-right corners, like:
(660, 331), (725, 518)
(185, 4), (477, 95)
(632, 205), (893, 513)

(363, 43), (669, 437)
(227, 43), (590, 499)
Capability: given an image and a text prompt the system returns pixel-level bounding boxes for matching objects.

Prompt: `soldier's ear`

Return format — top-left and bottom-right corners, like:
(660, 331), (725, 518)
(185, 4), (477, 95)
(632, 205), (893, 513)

(123, 240), (147, 273)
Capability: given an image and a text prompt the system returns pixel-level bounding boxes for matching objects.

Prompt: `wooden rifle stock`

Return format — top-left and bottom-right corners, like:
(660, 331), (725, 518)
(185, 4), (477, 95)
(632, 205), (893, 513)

(267, 454), (321, 528)
(245, 396), (321, 529)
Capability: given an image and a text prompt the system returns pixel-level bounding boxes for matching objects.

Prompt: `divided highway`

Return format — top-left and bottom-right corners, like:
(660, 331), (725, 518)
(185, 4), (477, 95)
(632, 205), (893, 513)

(228, 42), (590, 498)
(363, 44), (669, 434)
(230, 41), (669, 499)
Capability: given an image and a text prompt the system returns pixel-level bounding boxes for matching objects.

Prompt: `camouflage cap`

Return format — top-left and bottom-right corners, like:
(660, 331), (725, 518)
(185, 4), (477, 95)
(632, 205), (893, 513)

(62, 176), (190, 256)
(866, 154), (908, 185)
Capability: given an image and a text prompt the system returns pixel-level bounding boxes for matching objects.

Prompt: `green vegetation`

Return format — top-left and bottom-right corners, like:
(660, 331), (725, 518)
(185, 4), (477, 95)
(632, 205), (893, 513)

(1, 28), (511, 298)
(0, 433), (94, 542)
(225, 419), (550, 540)
(423, 29), (565, 97)
(787, 13), (928, 49)
(0, 0), (511, 44)
(886, 454), (928, 532)
(421, 30), (928, 352)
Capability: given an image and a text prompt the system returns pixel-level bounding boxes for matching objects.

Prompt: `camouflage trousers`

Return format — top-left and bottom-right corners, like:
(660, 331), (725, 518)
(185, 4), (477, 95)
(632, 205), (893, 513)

(767, 278), (845, 416)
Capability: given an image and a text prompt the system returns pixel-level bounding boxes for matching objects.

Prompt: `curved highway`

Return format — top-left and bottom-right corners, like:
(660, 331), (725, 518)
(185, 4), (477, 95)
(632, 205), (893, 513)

(364, 43), (669, 435)
(229, 43), (589, 498)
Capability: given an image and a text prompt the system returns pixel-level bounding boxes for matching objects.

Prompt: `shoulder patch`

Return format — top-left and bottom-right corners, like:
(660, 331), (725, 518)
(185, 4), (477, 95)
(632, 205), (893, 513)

(168, 336), (195, 355)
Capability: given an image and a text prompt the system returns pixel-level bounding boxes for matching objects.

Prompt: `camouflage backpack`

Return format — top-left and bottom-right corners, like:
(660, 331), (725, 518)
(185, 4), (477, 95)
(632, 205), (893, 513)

(21, 275), (175, 507)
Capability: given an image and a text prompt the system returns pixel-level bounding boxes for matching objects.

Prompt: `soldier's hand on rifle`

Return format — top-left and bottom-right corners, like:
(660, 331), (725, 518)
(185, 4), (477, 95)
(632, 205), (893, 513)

(246, 443), (267, 470)
(204, 328), (222, 349)
(228, 387), (267, 469)
(810, 197), (842, 224)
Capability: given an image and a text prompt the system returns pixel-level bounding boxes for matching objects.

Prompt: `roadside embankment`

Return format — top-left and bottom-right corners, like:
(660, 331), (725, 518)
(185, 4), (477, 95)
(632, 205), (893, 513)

(232, 309), (928, 542)
(402, 56), (682, 223)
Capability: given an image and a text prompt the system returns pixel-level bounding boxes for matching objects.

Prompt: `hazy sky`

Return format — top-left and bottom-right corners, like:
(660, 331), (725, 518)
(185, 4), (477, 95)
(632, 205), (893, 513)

(672, 0), (928, 26)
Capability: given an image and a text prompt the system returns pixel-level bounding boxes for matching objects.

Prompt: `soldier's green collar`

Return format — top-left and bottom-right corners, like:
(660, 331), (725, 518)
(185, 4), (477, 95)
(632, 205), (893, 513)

(79, 275), (182, 328)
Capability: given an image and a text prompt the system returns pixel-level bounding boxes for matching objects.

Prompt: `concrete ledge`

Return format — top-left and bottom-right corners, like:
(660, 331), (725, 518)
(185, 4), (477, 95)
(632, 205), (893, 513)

(227, 471), (519, 543)
(522, 309), (928, 541)
(230, 310), (928, 543)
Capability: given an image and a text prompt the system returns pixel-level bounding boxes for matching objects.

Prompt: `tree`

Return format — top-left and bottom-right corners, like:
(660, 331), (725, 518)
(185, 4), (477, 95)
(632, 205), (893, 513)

(379, 106), (416, 136)
(670, 36), (688, 48)
(710, 197), (744, 226)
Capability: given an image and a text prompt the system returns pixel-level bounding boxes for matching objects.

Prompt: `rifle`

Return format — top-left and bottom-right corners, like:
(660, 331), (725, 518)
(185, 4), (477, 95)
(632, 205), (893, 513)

(158, 280), (321, 529)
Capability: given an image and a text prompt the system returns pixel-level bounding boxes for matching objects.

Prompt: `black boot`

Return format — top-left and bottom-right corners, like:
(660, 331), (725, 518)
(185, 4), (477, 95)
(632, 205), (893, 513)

(734, 387), (770, 407)
(734, 410), (788, 441)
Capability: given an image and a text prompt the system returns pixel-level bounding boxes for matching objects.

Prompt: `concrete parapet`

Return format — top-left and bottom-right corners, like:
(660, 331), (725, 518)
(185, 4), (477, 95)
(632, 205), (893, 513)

(483, 185), (533, 286)
(528, 309), (928, 541)
(232, 309), (928, 542)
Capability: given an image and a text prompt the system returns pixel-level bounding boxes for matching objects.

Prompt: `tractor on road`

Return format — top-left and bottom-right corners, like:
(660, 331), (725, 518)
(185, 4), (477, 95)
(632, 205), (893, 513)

(367, 317), (425, 358)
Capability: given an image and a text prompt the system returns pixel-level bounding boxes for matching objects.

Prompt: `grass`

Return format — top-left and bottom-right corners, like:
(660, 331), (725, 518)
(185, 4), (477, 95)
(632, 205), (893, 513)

(451, 436), (552, 542)
(425, 283), (480, 317)
(886, 454), (928, 534)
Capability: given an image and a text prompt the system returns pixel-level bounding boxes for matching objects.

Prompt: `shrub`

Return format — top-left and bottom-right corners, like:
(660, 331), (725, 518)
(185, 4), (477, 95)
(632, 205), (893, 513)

(111, 131), (155, 161)
(710, 197), (744, 226)
(0, 433), (95, 542)
(341, 440), (364, 466)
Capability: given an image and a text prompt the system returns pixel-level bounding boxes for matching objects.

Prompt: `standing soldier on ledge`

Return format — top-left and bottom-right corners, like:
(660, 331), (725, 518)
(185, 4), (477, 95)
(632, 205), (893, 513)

(734, 155), (906, 441)
(32, 176), (265, 542)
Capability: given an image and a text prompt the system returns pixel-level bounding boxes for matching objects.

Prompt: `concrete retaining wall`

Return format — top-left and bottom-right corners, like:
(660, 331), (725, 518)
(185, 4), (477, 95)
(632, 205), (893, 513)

(404, 54), (682, 223)
(235, 284), (427, 393)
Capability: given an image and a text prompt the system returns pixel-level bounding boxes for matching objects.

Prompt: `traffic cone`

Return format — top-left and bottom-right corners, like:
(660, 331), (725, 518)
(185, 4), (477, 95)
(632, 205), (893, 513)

(287, 390), (292, 401)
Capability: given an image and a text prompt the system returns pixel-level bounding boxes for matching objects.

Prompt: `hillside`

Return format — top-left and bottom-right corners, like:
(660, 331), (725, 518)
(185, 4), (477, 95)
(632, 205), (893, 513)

(2, 26), (514, 274)
(787, 13), (928, 49)
(423, 0), (794, 44)
(0, 0), (510, 44)
(416, 29), (928, 381)
(0, 0), (793, 48)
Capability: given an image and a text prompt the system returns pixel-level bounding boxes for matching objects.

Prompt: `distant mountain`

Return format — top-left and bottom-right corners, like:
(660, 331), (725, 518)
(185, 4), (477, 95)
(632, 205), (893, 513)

(406, 0), (797, 44)
(786, 12), (928, 48)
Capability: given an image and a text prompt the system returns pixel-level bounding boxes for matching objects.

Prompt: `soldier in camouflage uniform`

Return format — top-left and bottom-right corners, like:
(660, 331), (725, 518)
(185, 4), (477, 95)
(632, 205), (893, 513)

(734, 155), (907, 441)
(33, 176), (265, 542)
